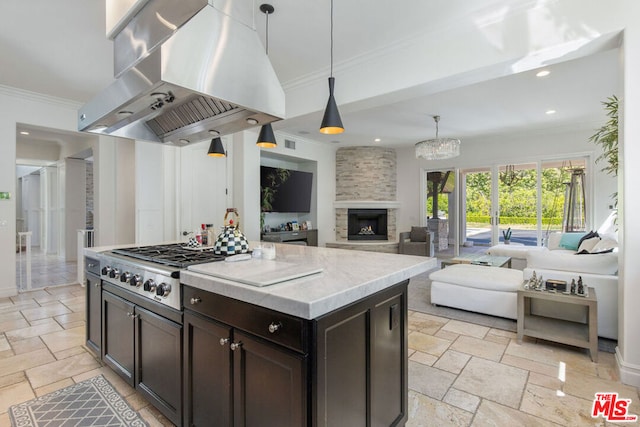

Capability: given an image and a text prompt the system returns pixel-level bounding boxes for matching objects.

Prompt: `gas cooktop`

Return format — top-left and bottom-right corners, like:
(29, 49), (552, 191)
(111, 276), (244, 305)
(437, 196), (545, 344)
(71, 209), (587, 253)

(111, 243), (225, 269)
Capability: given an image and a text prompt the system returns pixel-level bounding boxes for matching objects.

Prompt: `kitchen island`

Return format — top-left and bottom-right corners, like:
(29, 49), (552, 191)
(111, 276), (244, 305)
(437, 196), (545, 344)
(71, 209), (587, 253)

(85, 243), (435, 427)
(181, 243), (435, 427)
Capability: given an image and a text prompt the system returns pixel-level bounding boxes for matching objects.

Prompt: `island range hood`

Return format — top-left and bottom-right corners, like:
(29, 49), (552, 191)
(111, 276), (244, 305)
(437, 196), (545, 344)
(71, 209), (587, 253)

(78, 0), (285, 145)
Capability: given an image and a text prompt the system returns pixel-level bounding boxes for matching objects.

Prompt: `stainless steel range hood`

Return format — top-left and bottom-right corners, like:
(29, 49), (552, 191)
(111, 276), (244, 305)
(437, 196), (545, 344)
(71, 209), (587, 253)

(78, 0), (285, 145)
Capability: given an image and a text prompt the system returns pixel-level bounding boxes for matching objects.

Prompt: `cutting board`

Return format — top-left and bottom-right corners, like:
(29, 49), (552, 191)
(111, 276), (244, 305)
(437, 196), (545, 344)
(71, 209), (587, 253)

(187, 258), (323, 287)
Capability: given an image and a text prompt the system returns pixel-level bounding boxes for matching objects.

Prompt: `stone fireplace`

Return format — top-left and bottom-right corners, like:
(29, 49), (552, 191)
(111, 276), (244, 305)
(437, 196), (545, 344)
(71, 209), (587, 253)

(329, 147), (399, 252)
(348, 209), (388, 240)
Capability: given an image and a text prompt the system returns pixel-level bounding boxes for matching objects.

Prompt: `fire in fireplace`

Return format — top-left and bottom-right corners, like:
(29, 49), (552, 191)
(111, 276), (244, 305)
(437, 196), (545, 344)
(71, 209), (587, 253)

(348, 209), (388, 240)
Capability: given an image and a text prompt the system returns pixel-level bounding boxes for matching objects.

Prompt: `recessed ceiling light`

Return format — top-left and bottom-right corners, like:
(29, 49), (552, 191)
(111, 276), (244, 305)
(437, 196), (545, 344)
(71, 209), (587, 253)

(536, 70), (551, 77)
(374, 138), (381, 142)
(19, 131), (29, 135)
(246, 118), (259, 125)
(208, 130), (220, 136)
(546, 109), (556, 115)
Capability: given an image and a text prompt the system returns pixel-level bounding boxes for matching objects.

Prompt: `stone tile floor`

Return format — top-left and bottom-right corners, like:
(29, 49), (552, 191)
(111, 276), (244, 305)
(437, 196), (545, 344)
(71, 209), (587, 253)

(15, 248), (78, 291)
(0, 283), (638, 426)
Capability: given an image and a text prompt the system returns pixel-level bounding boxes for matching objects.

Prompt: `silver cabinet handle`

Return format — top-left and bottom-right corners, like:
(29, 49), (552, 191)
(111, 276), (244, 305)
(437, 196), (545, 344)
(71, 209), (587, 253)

(230, 342), (243, 351)
(88, 263), (96, 268)
(190, 297), (201, 305)
(220, 338), (229, 346)
(268, 322), (282, 334)
(94, 283), (100, 288)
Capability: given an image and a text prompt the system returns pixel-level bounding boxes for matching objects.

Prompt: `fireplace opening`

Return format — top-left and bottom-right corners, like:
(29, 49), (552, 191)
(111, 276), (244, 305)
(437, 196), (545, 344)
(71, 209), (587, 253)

(348, 209), (388, 240)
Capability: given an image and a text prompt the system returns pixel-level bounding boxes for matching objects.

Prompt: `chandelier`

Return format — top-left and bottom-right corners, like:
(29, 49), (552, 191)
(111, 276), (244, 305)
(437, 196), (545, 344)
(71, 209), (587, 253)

(415, 115), (461, 160)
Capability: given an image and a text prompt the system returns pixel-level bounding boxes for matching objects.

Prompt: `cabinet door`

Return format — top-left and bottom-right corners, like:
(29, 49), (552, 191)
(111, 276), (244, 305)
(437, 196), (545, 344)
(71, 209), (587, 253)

(183, 311), (233, 427)
(316, 305), (369, 427)
(102, 291), (135, 386)
(86, 272), (101, 356)
(232, 331), (306, 427)
(136, 305), (182, 426)
(371, 292), (407, 427)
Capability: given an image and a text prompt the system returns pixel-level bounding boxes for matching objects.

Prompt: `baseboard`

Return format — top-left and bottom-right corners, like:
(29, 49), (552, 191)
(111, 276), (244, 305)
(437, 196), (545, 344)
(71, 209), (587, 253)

(0, 287), (18, 298)
(615, 347), (640, 387)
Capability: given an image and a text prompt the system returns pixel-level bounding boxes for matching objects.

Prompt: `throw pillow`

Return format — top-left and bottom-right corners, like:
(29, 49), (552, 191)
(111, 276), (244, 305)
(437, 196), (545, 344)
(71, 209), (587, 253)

(410, 226), (428, 242)
(578, 230), (599, 248)
(577, 236), (601, 254)
(591, 237), (618, 253)
(559, 232), (588, 251)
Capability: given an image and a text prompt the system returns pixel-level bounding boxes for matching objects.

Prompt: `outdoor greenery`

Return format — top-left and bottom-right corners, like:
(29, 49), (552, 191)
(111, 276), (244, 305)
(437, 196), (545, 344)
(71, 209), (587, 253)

(427, 167), (572, 229)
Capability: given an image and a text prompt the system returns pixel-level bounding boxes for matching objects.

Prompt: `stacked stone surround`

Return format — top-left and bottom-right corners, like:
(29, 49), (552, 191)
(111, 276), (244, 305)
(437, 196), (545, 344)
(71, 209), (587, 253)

(336, 147), (396, 201)
(335, 147), (397, 242)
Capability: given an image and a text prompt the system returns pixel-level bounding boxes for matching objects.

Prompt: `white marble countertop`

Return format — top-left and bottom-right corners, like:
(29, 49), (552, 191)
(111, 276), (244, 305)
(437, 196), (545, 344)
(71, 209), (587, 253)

(182, 243), (436, 319)
(85, 242), (436, 319)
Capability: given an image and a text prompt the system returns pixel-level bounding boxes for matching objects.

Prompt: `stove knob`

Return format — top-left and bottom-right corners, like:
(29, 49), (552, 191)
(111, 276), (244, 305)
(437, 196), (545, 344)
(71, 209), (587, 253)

(101, 266), (111, 276)
(120, 272), (131, 283)
(130, 274), (142, 287)
(143, 279), (156, 292)
(156, 283), (171, 297)
(109, 268), (120, 278)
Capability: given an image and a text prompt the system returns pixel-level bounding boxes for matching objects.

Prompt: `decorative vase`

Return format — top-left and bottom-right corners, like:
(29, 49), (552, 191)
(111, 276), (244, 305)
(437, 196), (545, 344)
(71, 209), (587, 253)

(504, 239), (510, 245)
(213, 208), (250, 255)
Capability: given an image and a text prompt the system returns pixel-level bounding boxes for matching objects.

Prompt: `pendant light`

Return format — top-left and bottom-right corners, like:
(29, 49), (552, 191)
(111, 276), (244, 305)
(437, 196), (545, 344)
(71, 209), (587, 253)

(319, 0), (344, 134)
(207, 137), (226, 157)
(256, 4), (278, 148)
(415, 115), (460, 160)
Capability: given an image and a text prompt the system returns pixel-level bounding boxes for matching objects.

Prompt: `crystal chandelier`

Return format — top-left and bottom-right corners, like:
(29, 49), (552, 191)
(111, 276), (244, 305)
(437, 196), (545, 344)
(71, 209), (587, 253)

(415, 115), (461, 160)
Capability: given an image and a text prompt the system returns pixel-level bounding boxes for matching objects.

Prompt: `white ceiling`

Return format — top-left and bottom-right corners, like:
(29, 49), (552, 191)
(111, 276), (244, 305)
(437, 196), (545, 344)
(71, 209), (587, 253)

(1, 0), (620, 149)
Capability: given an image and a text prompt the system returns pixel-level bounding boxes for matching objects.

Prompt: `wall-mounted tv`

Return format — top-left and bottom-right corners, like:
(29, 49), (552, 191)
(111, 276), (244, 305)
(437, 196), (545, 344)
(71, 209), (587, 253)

(260, 166), (313, 213)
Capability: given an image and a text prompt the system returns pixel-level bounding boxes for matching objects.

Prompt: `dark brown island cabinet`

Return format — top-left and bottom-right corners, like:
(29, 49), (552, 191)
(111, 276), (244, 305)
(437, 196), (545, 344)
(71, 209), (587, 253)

(182, 280), (409, 427)
(85, 256), (102, 356)
(101, 283), (183, 426)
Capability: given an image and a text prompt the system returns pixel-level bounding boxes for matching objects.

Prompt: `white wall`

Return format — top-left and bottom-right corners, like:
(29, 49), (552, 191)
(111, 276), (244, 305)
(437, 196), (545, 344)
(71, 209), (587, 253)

(395, 127), (617, 237)
(617, 2), (640, 386)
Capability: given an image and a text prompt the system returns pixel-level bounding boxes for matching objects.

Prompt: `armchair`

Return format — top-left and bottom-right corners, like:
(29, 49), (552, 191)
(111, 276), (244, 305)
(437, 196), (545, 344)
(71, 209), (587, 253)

(398, 227), (434, 257)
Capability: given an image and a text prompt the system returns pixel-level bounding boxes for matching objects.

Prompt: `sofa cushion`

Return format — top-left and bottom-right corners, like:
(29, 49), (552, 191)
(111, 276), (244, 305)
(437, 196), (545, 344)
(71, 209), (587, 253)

(429, 264), (523, 292)
(410, 226), (428, 242)
(527, 250), (618, 275)
(559, 232), (588, 251)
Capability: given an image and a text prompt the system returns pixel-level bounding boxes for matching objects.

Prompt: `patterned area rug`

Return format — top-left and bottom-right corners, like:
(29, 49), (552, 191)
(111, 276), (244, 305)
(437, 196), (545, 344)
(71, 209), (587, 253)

(9, 375), (148, 427)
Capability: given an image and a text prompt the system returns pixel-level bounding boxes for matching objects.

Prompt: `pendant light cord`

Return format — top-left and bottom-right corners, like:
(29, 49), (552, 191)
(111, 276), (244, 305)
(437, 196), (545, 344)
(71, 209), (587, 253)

(265, 9), (269, 55)
(330, 0), (334, 78)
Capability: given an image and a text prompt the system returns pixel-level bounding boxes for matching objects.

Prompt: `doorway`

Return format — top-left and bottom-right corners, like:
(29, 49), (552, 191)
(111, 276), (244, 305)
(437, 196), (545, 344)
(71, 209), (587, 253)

(424, 170), (457, 257)
(16, 124), (96, 290)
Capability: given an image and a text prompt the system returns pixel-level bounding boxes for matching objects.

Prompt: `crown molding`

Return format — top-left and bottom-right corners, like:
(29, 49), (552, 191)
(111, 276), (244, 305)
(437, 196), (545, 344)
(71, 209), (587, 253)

(0, 84), (82, 109)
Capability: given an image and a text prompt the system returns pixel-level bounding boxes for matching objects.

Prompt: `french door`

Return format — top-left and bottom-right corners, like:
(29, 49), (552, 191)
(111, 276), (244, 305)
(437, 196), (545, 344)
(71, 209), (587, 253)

(458, 157), (588, 252)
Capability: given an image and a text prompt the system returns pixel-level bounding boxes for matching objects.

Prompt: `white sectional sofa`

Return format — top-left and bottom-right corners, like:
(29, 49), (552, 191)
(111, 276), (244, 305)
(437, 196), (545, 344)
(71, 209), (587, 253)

(523, 231), (619, 339)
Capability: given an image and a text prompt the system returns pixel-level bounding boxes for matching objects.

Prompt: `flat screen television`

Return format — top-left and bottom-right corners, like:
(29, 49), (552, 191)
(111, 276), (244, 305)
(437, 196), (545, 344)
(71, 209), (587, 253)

(260, 166), (313, 213)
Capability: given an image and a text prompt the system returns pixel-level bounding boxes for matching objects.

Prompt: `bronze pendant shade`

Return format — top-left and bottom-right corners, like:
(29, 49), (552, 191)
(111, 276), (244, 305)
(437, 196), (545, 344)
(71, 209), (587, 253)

(207, 137), (226, 157)
(320, 77), (344, 134)
(256, 123), (277, 148)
